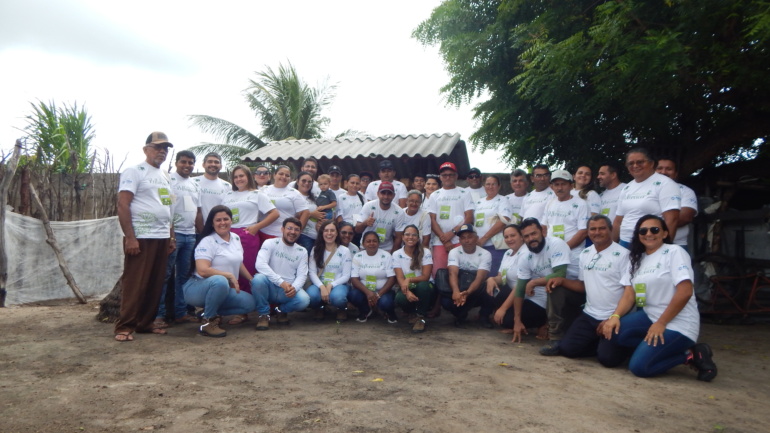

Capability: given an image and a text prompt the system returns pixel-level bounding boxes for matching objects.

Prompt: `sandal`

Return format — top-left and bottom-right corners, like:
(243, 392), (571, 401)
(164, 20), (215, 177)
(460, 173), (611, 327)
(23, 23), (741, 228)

(153, 318), (169, 329)
(150, 327), (167, 335)
(115, 332), (134, 342)
(174, 314), (200, 324)
(227, 314), (249, 325)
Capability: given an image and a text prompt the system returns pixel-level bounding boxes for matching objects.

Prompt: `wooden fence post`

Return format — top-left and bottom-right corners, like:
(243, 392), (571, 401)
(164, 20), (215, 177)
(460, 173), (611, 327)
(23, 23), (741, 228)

(0, 140), (23, 307)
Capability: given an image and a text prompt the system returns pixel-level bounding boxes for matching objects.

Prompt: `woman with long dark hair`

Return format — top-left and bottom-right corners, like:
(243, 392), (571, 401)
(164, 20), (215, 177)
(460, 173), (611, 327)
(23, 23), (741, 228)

(393, 224), (435, 333)
(572, 165), (601, 216)
(182, 205), (256, 337)
(603, 215), (717, 381)
(296, 171), (328, 255)
(306, 220), (352, 321)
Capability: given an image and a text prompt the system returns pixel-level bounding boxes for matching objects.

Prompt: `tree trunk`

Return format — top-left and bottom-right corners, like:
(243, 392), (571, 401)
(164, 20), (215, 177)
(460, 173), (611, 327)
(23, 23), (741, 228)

(0, 141), (23, 307)
(96, 279), (122, 323)
(18, 166), (31, 216)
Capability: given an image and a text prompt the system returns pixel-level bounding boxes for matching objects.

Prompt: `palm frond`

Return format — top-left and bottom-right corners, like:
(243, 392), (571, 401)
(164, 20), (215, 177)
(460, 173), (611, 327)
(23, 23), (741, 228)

(187, 115), (265, 150)
(187, 142), (257, 170)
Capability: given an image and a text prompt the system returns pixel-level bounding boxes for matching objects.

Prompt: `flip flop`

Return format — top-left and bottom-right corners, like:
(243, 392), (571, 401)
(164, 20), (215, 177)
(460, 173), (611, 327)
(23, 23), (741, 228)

(227, 314), (248, 325)
(149, 328), (167, 335)
(153, 318), (169, 329)
(174, 315), (200, 324)
(115, 332), (134, 342)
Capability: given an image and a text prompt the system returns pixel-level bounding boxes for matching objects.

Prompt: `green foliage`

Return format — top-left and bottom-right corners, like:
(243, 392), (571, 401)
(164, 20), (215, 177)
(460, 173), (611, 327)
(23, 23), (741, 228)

(189, 62), (335, 167)
(23, 100), (95, 174)
(414, 0), (770, 175)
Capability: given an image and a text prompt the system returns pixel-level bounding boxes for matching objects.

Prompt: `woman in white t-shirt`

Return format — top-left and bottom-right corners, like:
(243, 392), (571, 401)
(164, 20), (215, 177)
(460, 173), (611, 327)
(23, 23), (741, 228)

(307, 221), (352, 322)
(349, 231), (397, 323)
(402, 190), (431, 247)
(296, 171), (328, 256)
(253, 163), (271, 190)
(393, 224), (435, 333)
(480, 224), (548, 336)
(604, 215), (717, 381)
(473, 175), (512, 277)
(183, 205), (256, 338)
(221, 165), (278, 302)
(259, 165), (309, 244)
(338, 221), (360, 255)
(572, 165), (601, 216)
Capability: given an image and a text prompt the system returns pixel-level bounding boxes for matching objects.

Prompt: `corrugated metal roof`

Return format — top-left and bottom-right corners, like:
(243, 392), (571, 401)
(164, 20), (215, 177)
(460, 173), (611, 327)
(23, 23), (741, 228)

(240, 133), (472, 178)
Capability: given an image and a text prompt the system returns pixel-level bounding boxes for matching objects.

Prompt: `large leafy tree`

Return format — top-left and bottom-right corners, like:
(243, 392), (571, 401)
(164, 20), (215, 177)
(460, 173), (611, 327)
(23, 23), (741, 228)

(414, 0), (770, 175)
(188, 62), (335, 166)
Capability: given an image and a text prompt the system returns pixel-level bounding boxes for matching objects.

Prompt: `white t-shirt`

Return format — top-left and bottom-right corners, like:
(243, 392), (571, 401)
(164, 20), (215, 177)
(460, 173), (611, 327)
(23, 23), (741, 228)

(351, 250), (395, 291)
(392, 247), (434, 282)
(447, 246), (492, 272)
(221, 189), (276, 229)
(571, 189), (601, 215)
(506, 193), (526, 224)
(194, 175), (231, 222)
(118, 161), (172, 239)
(466, 186), (486, 203)
(517, 236), (574, 288)
(193, 232), (243, 278)
(255, 238), (308, 288)
(578, 242), (630, 320)
(674, 184), (698, 247)
(620, 244), (698, 342)
(260, 185), (309, 236)
(337, 191), (365, 225)
(599, 182), (626, 222)
(541, 195), (590, 253)
(402, 209), (432, 238)
(345, 243), (360, 255)
(365, 179), (409, 203)
(427, 187), (475, 245)
(308, 245), (352, 288)
(616, 173), (681, 243)
(474, 194), (513, 247)
(499, 245), (546, 308)
(357, 200), (406, 251)
(169, 172), (200, 235)
(521, 188), (554, 222)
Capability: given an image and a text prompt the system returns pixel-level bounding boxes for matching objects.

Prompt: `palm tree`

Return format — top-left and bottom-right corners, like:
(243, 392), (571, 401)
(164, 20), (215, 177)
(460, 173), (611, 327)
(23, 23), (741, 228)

(188, 62), (336, 166)
(23, 100), (95, 174)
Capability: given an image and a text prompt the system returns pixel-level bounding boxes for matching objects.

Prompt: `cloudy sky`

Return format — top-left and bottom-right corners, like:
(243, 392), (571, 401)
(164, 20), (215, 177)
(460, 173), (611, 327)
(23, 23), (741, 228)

(0, 0), (511, 173)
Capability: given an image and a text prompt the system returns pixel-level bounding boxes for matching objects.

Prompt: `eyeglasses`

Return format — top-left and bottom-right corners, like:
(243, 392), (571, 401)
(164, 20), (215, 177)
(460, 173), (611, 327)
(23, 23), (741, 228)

(587, 253), (601, 270)
(533, 173), (550, 178)
(639, 226), (661, 235)
(254, 171), (269, 176)
(467, 174), (481, 179)
(146, 144), (170, 151)
(626, 159), (649, 167)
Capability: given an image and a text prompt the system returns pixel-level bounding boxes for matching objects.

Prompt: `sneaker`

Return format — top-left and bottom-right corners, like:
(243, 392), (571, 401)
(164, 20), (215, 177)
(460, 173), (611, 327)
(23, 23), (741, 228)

(199, 316), (227, 338)
(690, 343), (718, 382)
(356, 309), (373, 323)
(387, 313), (398, 324)
(539, 341), (561, 356)
(412, 319), (426, 334)
(313, 309), (325, 321)
(255, 314), (270, 331)
(336, 308), (348, 321)
(277, 312), (290, 325)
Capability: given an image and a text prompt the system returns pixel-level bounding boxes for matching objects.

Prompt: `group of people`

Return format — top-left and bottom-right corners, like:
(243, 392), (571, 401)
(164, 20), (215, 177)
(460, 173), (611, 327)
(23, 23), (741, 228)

(113, 132), (716, 382)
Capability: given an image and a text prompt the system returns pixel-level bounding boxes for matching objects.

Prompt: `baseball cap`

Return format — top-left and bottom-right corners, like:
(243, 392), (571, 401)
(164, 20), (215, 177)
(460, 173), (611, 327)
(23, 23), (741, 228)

(328, 165), (342, 175)
(378, 181), (395, 193)
(379, 160), (395, 170)
(456, 223), (475, 236)
(550, 169), (573, 182)
(145, 131), (173, 147)
(439, 162), (457, 173)
(468, 167), (481, 176)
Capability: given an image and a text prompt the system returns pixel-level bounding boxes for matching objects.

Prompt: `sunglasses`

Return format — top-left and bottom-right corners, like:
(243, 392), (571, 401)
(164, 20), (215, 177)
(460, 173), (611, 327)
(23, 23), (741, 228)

(587, 253), (601, 270)
(638, 226), (661, 236)
(254, 171), (269, 176)
(467, 174), (481, 179)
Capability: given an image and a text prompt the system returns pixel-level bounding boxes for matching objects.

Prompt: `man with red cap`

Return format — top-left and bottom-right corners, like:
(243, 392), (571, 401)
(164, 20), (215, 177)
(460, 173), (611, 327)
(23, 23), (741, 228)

(114, 132), (176, 342)
(426, 162), (475, 278)
(355, 181), (406, 253)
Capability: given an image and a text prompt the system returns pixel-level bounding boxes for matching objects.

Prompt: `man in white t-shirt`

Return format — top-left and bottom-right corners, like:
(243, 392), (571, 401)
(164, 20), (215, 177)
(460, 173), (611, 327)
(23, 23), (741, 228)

(365, 160), (408, 208)
(513, 218), (586, 355)
(440, 224), (492, 327)
(656, 158), (698, 253)
(543, 215), (632, 365)
(154, 150), (201, 328)
(465, 167), (485, 202)
(252, 217), (311, 330)
(541, 169), (589, 278)
(328, 165), (344, 202)
(194, 152), (231, 224)
(506, 169), (530, 224)
(427, 161), (475, 278)
(355, 181), (406, 253)
(113, 132), (176, 342)
(521, 164), (555, 221)
(597, 162), (626, 222)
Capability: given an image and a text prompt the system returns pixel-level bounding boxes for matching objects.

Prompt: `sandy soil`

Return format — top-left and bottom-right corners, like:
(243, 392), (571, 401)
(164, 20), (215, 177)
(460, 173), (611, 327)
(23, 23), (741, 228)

(0, 301), (768, 433)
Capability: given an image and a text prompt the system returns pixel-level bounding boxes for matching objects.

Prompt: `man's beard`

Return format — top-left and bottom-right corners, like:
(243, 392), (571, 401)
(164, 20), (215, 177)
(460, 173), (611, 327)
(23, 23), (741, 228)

(527, 239), (546, 254)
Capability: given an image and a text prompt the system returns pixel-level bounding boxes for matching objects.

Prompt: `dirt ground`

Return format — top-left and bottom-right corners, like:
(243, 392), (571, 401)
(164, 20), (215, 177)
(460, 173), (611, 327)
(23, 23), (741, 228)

(0, 301), (768, 433)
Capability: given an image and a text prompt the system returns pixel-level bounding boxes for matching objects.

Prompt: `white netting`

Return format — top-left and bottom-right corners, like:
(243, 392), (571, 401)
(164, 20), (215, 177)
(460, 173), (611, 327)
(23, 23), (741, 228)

(3, 209), (124, 305)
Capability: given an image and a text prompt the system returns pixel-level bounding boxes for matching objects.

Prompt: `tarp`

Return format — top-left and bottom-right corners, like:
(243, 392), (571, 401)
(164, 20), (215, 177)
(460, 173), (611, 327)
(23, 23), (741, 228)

(4, 209), (124, 305)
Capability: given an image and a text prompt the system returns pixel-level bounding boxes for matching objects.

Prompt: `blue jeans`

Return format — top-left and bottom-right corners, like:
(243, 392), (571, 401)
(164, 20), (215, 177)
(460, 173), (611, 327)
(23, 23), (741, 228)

(157, 232), (196, 319)
(612, 310), (694, 377)
(307, 284), (350, 310)
(183, 275), (256, 319)
(251, 274), (310, 315)
(348, 289), (396, 317)
(297, 234), (315, 257)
